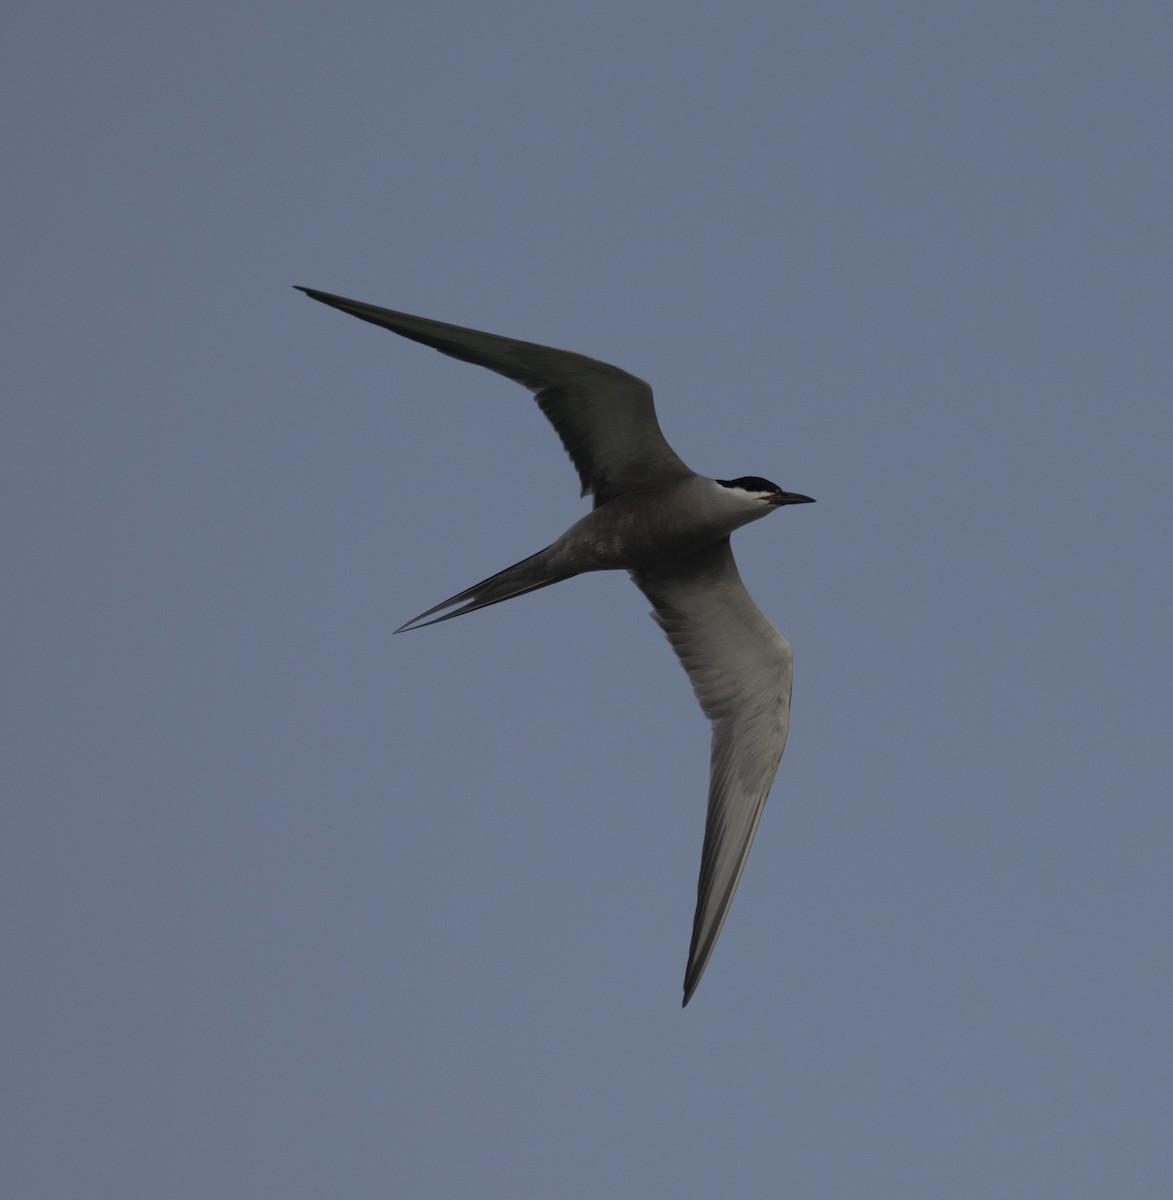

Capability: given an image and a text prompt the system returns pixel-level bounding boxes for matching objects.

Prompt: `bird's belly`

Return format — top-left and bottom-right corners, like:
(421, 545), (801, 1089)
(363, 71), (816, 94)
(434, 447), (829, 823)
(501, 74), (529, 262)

(561, 495), (746, 572)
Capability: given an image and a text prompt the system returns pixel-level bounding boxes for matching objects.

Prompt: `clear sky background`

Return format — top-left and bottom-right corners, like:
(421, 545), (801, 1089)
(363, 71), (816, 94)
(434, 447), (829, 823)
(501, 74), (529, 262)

(5, 2), (1172, 1196)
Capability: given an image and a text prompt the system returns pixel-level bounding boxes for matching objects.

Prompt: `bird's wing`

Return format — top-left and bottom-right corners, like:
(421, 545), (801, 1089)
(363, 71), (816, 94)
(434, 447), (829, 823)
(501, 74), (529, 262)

(296, 288), (693, 505)
(630, 538), (793, 1006)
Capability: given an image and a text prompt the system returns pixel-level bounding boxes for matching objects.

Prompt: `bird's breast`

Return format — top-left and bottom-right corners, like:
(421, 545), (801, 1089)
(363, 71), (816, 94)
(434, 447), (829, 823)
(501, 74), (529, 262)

(554, 478), (766, 572)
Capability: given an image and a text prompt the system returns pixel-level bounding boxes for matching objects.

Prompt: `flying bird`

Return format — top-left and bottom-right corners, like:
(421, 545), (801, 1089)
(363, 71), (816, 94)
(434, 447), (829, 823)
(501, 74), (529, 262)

(296, 287), (814, 1005)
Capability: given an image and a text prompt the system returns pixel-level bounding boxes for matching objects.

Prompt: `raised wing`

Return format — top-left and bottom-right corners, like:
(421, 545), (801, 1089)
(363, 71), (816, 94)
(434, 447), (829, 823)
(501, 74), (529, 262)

(631, 538), (793, 1006)
(296, 288), (693, 505)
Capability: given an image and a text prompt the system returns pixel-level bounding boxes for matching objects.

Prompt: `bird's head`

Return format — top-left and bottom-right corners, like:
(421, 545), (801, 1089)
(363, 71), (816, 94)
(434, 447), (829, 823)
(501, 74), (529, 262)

(716, 476), (816, 508)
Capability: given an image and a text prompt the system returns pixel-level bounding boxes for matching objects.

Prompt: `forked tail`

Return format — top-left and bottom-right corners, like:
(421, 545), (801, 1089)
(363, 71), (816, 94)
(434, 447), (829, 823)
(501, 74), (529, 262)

(394, 546), (578, 633)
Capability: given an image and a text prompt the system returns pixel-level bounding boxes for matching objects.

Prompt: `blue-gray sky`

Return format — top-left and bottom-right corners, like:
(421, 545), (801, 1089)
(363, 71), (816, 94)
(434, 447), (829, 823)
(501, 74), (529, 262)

(6, 2), (1172, 1196)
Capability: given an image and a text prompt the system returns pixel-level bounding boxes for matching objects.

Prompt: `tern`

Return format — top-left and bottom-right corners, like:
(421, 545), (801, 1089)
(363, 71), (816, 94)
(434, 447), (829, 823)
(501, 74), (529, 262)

(297, 287), (814, 1006)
